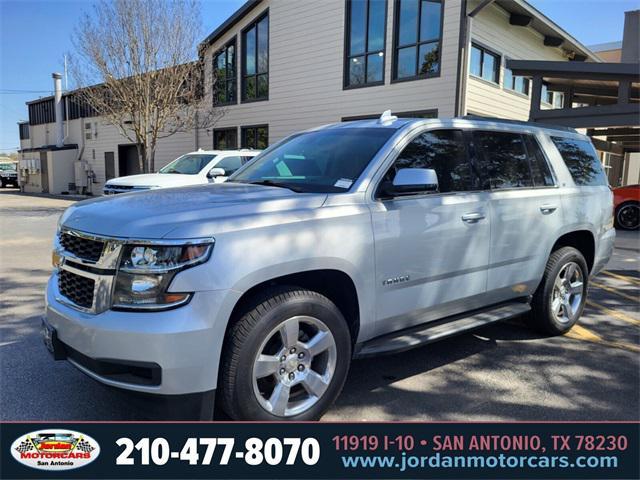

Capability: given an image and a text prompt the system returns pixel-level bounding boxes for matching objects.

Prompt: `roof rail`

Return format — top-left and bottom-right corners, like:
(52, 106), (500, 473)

(458, 115), (577, 133)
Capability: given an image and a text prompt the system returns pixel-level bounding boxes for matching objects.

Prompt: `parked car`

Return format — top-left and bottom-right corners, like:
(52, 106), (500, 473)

(103, 149), (260, 195)
(613, 184), (639, 230)
(0, 161), (19, 187)
(44, 113), (614, 421)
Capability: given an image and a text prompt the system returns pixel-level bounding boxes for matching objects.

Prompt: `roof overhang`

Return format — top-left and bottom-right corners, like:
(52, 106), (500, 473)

(506, 59), (640, 153)
(493, 0), (600, 62)
(199, 0), (264, 54)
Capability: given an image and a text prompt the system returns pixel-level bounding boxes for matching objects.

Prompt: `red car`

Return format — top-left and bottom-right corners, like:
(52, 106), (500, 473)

(613, 184), (639, 230)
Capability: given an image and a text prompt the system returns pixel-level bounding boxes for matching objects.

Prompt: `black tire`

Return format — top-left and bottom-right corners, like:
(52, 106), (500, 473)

(530, 247), (588, 335)
(615, 201), (640, 231)
(0, 179), (5, 188)
(219, 286), (351, 421)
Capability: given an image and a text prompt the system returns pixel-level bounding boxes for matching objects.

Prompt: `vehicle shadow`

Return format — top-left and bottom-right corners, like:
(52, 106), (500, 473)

(329, 317), (639, 421)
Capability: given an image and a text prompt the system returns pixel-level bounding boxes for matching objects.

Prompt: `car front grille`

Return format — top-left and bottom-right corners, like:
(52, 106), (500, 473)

(59, 232), (105, 262)
(58, 269), (96, 309)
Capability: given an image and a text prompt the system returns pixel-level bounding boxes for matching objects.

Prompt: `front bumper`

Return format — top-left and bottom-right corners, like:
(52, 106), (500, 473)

(45, 275), (240, 396)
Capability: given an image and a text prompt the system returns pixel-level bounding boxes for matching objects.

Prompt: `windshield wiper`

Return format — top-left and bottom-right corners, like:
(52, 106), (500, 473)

(245, 180), (305, 193)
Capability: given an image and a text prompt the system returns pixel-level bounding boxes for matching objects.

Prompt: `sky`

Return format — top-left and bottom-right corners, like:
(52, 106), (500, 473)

(1, 0), (638, 153)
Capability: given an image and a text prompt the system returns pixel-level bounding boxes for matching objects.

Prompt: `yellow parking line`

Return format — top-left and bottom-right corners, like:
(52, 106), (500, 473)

(600, 270), (640, 286)
(590, 281), (639, 303)
(585, 300), (640, 326)
(565, 324), (640, 353)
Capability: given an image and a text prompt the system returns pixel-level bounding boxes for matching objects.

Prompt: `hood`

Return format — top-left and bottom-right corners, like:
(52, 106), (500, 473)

(105, 173), (202, 187)
(61, 183), (328, 239)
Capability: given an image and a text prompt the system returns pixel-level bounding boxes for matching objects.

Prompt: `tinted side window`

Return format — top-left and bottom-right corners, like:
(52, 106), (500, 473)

(473, 131), (532, 189)
(550, 137), (608, 186)
(383, 129), (472, 193)
(525, 136), (554, 187)
(214, 156), (243, 175)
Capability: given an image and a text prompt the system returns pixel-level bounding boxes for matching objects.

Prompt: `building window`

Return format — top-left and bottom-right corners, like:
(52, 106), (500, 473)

(541, 82), (554, 105)
(553, 91), (564, 109)
(470, 43), (500, 84)
(241, 125), (268, 149)
(213, 38), (237, 105)
(503, 64), (529, 95)
(345, 0), (387, 88)
(19, 123), (30, 140)
(213, 127), (238, 150)
(242, 11), (269, 102)
(393, 0), (442, 81)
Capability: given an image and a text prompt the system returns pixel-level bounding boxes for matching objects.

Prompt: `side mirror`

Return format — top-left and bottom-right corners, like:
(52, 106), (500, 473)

(380, 168), (438, 197)
(207, 167), (226, 179)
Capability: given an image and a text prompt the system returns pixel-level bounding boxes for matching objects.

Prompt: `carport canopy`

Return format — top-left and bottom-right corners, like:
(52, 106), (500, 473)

(506, 60), (640, 155)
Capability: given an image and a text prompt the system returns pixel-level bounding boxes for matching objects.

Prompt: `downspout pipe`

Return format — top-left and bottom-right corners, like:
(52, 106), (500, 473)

(52, 73), (64, 147)
(456, 0), (496, 116)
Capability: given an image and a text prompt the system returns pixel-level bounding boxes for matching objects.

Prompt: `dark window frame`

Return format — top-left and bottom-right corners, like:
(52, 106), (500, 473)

(241, 9), (269, 103)
(212, 36), (238, 106)
(469, 42), (501, 85)
(241, 124), (269, 150)
(343, 0), (389, 90)
(213, 127), (238, 150)
(391, 0), (445, 83)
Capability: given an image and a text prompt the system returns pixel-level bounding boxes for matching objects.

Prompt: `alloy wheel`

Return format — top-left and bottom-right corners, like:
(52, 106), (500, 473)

(550, 261), (584, 324)
(252, 315), (337, 417)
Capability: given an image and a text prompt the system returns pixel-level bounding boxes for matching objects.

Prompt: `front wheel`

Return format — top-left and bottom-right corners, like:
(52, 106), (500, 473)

(219, 287), (351, 420)
(615, 201), (639, 230)
(530, 247), (588, 335)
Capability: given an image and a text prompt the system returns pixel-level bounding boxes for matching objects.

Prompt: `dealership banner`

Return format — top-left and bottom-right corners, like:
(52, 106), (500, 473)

(1, 422), (638, 479)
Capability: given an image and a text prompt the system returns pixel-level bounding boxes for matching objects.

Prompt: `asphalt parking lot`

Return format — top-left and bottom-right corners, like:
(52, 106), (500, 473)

(1, 188), (638, 421)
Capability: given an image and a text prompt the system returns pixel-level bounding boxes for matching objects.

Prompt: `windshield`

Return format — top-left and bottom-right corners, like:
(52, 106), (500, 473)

(231, 128), (395, 193)
(158, 154), (217, 175)
(0, 163), (15, 171)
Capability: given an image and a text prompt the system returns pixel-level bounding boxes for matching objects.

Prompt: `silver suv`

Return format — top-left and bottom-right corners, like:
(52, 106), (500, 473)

(44, 114), (615, 420)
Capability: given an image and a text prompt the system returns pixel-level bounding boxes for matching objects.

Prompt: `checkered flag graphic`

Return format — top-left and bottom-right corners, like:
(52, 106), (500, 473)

(14, 439), (34, 454)
(75, 438), (94, 453)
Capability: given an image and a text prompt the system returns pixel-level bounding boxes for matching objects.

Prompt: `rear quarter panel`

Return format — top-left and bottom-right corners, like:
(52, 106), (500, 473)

(538, 133), (614, 275)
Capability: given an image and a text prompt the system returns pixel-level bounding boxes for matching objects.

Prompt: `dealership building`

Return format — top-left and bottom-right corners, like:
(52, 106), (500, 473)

(18, 0), (639, 195)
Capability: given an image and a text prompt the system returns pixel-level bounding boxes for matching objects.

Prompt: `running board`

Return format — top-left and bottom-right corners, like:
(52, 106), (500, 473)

(354, 302), (531, 358)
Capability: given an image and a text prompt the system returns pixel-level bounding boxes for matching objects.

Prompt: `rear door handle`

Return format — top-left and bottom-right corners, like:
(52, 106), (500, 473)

(461, 212), (486, 223)
(540, 204), (558, 214)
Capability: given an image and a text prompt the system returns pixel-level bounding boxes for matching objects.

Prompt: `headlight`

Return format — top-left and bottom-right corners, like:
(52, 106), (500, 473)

(112, 241), (213, 310)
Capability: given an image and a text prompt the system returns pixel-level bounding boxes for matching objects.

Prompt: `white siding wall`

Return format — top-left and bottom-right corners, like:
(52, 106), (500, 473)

(23, 119), (199, 195)
(465, 0), (566, 120)
(203, 0), (464, 144)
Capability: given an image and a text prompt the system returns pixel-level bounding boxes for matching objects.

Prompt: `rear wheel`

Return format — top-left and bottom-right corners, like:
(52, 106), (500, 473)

(219, 287), (351, 420)
(615, 201), (639, 230)
(530, 247), (588, 335)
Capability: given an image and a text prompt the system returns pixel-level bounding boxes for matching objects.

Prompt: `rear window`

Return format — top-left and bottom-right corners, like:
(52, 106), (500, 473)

(550, 137), (608, 186)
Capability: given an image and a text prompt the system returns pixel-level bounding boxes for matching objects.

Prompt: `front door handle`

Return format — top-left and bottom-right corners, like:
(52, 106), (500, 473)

(461, 212), (486, 223)
(540, 204), (558, 214)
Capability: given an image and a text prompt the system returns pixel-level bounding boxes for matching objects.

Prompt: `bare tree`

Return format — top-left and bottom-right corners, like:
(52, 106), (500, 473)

(70, 0), (221, 173)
